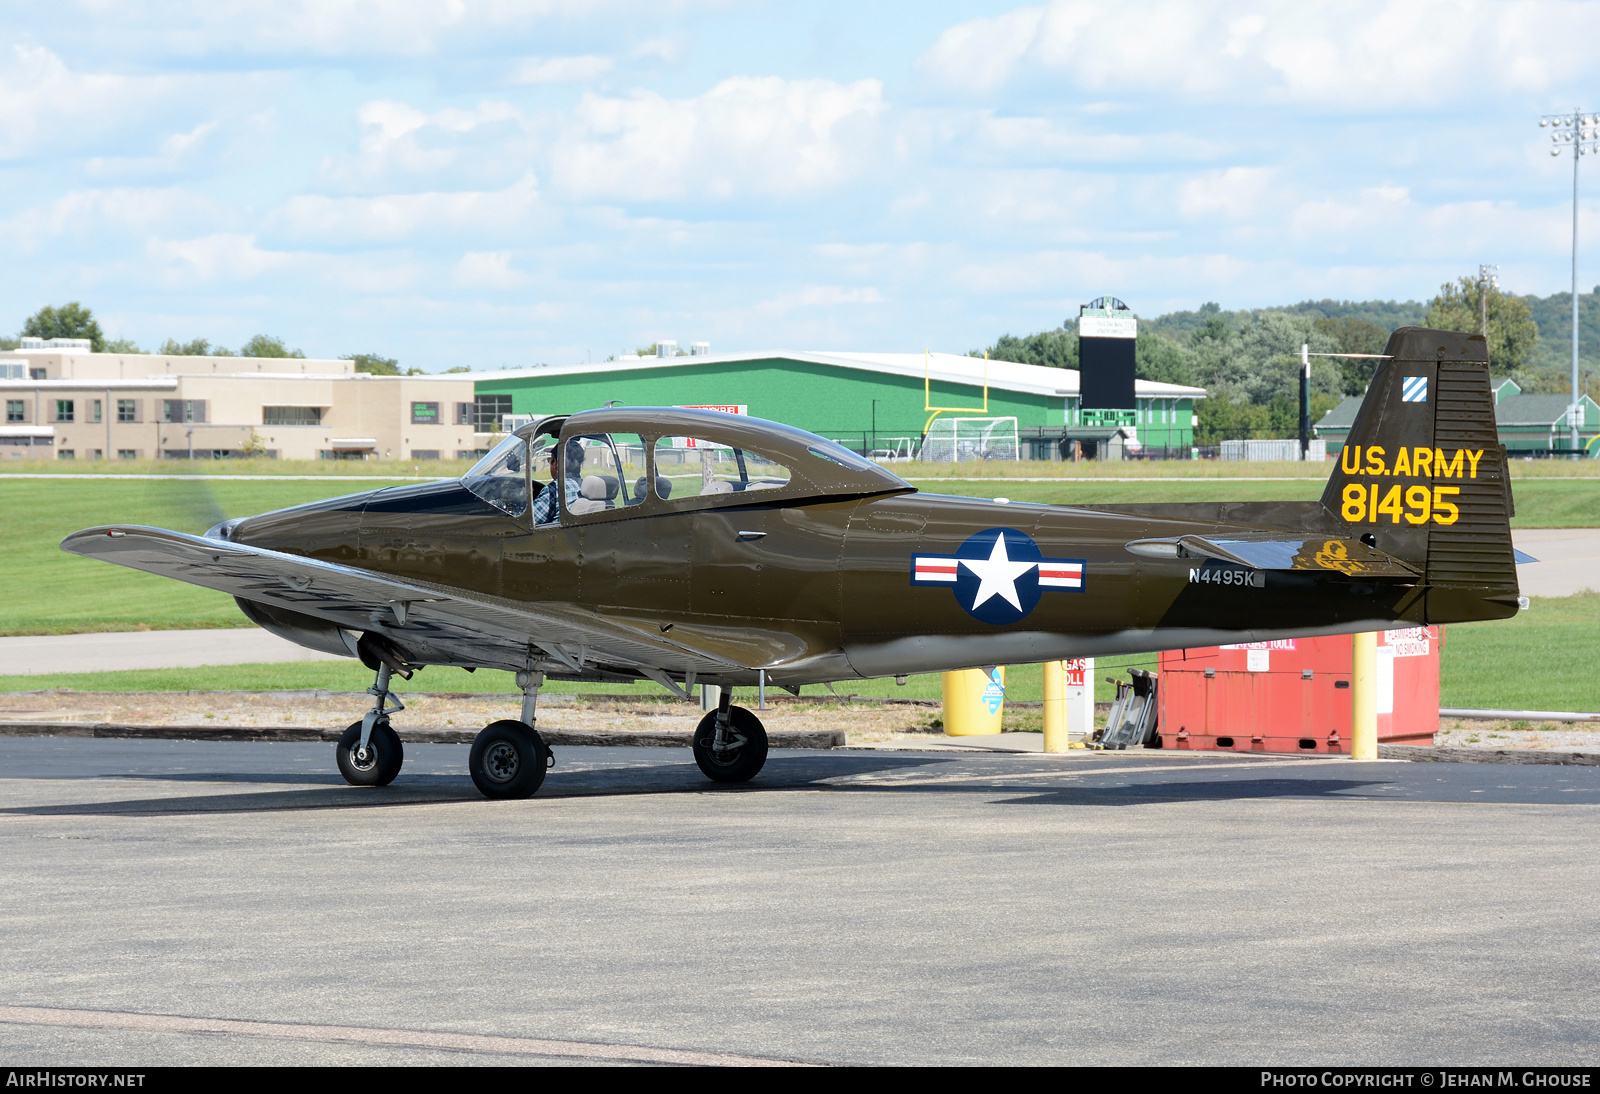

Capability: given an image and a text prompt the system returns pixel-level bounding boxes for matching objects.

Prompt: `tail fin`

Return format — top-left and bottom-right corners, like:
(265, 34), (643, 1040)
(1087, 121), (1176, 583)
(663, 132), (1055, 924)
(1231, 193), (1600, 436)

(1320, 326), (1519, 623)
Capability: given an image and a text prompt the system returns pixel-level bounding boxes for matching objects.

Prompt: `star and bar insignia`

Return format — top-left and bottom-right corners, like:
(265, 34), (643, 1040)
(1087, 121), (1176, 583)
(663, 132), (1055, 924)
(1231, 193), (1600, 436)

(911, 527), (1085, 625)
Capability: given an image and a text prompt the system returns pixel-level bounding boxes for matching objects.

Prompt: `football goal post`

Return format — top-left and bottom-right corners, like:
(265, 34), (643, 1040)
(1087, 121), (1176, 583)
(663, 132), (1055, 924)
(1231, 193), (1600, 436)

(920, 416), (1020, 463)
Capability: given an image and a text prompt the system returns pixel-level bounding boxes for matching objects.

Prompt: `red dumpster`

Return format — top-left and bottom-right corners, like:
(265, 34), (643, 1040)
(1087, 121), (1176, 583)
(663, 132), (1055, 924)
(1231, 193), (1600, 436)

(1156, 628), (1441, 754)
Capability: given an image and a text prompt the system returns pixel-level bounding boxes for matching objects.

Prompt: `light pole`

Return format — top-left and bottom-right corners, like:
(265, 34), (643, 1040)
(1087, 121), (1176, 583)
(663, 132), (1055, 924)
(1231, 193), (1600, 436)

(1477, 264), (1498, 339)
(1299, 343), (1310, 460)
(1541, 109), (1600, 453)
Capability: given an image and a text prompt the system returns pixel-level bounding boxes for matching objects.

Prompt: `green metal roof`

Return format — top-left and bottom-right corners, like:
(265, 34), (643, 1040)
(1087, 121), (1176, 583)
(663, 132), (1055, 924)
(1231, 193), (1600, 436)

(1495, 393), (1598, 427)
(1313, 395), (1362, 434)
(1314, 392), (1599, 436)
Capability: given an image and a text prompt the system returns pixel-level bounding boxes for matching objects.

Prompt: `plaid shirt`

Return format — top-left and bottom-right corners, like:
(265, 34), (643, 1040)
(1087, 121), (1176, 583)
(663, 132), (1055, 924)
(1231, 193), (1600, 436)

(532, 476), (580, 524)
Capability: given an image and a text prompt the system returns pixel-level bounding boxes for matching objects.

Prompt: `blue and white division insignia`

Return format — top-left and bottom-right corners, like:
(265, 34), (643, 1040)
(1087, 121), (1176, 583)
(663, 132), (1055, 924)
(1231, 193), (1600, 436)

(911, 527), (1085, 625)
(1401, 376), (1428, 403)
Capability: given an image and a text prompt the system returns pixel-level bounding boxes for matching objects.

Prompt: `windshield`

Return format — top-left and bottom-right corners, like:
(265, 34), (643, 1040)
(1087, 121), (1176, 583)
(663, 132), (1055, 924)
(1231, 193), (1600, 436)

(462, 434), (530, 518)
(807, 440), (883, 473)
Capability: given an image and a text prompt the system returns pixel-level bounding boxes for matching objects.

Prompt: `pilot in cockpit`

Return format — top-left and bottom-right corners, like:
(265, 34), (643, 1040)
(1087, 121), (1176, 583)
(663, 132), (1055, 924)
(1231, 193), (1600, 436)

(532, 439), (584, 524)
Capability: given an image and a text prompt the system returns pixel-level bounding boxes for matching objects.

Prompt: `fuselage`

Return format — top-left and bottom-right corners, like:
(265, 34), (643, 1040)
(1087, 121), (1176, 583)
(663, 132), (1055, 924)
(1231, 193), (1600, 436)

(228, 477), (1422, 685)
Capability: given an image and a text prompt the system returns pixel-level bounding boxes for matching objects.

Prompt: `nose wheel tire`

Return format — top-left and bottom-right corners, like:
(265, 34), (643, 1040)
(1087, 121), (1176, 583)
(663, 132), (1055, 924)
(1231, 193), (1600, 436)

(469, 719), (551, 799)
(692, 706), (769, 783)
(336, 720), (404, 787)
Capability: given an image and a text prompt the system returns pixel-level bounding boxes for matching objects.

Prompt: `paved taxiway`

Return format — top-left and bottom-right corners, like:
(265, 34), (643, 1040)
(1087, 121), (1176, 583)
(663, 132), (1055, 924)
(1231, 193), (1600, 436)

(0, 628), (344, 676)
(2, 740), (1599, 1065)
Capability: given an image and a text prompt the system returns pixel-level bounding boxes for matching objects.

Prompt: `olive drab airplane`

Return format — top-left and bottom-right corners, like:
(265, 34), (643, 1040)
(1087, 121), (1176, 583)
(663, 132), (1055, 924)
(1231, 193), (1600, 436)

(63, 327), (1520, 799)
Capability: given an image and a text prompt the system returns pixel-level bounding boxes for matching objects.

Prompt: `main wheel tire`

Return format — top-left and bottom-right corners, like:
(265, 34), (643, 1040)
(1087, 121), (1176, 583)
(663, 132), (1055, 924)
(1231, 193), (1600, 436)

(469, 719), (550, 800)
(692, 706), (769, 783)
(336, 720), (404, 787)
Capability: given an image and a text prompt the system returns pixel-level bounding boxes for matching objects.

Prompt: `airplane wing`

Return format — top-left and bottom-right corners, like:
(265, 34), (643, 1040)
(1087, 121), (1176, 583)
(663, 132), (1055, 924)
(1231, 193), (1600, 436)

(60, 525), (762, 680)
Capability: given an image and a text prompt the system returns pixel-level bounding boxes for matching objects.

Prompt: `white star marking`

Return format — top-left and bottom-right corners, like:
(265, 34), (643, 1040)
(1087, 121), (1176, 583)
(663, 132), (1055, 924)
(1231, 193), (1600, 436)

(959, 534), (1037, 612)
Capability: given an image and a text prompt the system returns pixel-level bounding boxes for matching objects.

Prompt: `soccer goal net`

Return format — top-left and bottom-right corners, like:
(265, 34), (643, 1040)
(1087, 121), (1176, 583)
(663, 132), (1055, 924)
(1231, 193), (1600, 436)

(921, 416), (1020, 463)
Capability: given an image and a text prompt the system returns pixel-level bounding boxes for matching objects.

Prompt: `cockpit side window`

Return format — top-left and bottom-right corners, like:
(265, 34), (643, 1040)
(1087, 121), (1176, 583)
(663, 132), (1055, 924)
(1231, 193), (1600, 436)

(559, 433), (650, 519)
(462, 434), (531, 518)
(652, 436), (793, 504)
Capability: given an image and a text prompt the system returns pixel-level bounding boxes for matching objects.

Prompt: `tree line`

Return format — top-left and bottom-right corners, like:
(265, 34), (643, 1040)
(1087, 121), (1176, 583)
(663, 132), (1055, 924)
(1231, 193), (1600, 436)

(3, 303), (418, 375)
(979, 277), (1596, 443)
(8, 284), (1595, 426)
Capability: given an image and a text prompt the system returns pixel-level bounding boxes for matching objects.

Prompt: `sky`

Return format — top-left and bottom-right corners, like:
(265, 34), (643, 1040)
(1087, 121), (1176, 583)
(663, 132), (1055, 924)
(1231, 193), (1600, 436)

(2, 0), (1598, 371)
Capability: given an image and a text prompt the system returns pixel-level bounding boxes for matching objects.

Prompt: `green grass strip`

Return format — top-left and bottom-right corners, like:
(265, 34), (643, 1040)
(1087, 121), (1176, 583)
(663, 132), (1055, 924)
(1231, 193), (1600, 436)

(3, 596), (1593, 711)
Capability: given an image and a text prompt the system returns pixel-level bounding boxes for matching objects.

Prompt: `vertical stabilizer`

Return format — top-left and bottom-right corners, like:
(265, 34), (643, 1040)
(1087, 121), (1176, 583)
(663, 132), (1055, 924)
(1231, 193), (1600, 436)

(1320, 326), (1518, 623)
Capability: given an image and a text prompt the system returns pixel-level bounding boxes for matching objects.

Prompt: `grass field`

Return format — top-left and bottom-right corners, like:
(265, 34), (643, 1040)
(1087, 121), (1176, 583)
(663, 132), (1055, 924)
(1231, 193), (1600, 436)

(1438, 591), (1599, 710)
(3, 594), (1594, 711)
(1, 470), (1594, 636)
(0, 476), (385, 634)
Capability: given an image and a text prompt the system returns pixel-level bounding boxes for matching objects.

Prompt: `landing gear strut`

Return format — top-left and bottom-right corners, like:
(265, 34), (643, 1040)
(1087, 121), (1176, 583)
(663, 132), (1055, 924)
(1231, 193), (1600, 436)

(468, 670), (553, 799)
(336, 658), (407, 786)
(692, 687), (769, 783)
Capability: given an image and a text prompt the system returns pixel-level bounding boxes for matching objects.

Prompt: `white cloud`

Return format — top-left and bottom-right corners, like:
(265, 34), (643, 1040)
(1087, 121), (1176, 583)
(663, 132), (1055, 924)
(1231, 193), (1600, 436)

(276, 173), (542, 243)
(84, 121), (219, 177)
(146, 233), (293, 283)
(0, 186), (233, 253)
(455, 250), (527, 288)
(551, 76), (888, 201)
(1286, 186), (1582, 263)
(321, 98), (532, 186)
(0, 44), (195, 160)
(629, 36), (682, 62)
(916, 6), (1045, 94)
(66, 0), (631, 58)
(1289, 184), (1413, 240)
(918, 1), (1600, 109)
(754, 285), (884, 317)
(512, 55), (614, 84)
(950, 247), (1258, 298)
(1178, 167), (1277, 220)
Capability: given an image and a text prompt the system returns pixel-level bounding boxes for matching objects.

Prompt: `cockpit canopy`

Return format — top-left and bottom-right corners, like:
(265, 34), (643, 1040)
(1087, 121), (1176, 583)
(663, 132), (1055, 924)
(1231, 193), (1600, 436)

(463, 406), (912, 520)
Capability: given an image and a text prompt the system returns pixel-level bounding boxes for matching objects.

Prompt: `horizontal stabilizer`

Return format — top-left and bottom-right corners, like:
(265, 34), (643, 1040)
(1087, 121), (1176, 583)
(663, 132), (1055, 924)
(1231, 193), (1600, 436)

(1125, 533), (1420, 577)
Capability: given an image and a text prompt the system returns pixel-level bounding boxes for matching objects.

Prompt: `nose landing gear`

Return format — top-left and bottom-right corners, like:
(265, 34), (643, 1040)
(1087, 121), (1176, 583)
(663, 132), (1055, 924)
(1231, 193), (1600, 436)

(336, 637), (412, 788)
(337, 719), (403, 786)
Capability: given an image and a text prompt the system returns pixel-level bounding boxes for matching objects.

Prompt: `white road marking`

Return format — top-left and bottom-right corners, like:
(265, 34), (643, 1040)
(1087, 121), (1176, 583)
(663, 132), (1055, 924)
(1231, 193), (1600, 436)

(0, 1005), (806, 1066)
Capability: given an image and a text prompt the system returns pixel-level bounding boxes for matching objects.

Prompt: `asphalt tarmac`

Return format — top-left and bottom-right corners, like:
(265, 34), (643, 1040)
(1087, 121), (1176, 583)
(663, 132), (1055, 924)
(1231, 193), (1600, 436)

(2, 739), (1599, 1066)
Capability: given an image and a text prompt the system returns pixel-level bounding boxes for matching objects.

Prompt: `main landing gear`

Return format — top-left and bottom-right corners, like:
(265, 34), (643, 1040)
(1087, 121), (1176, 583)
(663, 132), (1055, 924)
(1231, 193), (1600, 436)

(467, 671), (553, 800)
(692, 687), (770, 783)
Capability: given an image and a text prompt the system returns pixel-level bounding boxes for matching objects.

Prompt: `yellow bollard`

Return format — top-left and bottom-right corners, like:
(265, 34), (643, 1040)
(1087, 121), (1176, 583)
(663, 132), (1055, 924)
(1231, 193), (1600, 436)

(1351, 631), (1378, 760)
(1042, 661), (1067, 752)
(942, 667), (1006, 735)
